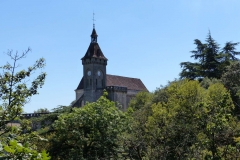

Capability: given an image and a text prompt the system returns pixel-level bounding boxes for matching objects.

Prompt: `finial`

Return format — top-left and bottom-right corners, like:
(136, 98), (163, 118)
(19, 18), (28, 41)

(93, 12), (96, 29)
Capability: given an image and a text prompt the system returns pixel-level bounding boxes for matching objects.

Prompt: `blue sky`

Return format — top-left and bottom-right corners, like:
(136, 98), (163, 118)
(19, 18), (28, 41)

(1, 1), (240, 113)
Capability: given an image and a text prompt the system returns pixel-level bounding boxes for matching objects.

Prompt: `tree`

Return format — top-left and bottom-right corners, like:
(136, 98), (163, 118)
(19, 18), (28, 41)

(128, 91), (152, 111)
(180, 32), (240, 80)
(126, 80), (240, 159)
(221, 61), (240, 114)
(0, 48), (46, 132)
(34, 108), (50, 113)
(124, 93), (153, 159)
(48, 92), (129, 159)
(0, 48), (50, 159)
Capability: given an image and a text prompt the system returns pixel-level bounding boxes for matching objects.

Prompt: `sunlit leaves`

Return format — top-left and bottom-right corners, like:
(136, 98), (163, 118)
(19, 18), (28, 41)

(49, 92), (128, 159)
(127, 80), (240, 159)
(0, 49), (46, 132)
(2, 139), (50, 160)
(0, 48), (49, 159)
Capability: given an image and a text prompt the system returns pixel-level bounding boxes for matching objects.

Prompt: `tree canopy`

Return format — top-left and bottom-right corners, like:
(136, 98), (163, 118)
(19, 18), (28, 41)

(48, 92), (129, 159)
(125, 80), (240, 159)
(0, 49), (50, 159)
(180, 32), (240, 80)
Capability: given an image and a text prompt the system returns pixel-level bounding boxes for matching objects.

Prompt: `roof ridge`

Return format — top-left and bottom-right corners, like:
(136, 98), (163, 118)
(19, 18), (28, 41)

(106, 74), (141, 80)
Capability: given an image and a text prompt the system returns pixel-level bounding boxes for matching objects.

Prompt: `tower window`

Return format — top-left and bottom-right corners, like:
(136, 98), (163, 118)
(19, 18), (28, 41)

(86, 79), (89, 87)
(96, 79), (98, 86)
(102, 79), (103, 87)
(86, 79), (92, 88)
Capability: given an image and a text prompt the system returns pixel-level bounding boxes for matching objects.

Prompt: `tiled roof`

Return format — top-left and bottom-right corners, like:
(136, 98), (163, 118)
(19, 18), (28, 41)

(106, 74), (148, 91)
(76, 77), (84, 90)
(81, 43), (107, 61)
(76, 75), (148, 91)
(81, 28), (107, 61)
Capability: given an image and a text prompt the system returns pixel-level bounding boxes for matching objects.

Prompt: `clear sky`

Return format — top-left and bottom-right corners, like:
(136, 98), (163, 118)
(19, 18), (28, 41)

(1, 1), (240, 113)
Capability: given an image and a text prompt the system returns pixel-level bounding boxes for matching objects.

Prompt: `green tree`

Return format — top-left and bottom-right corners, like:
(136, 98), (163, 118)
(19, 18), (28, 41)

(124, 99), (153, 159)
(128, 91), (152, 111)
(221, 61), (240, 113)
(48, 92), (129, 160)
(0, 48), (50, 159)
(29, 105), (72, 153)
(180, 32), (240, 80)
(197, 83), (237, 159)
(34, 108), (50, 113)
(0, 48), (46, 132)
(127, 80), (240, 159)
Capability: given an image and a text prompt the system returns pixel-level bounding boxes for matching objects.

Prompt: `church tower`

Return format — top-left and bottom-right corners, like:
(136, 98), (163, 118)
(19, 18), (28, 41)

(81, 27), (108, 103)
(73, 21), (147, 108)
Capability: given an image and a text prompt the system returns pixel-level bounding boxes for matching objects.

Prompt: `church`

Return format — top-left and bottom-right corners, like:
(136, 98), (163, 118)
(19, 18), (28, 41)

(73, 26), (148, 110)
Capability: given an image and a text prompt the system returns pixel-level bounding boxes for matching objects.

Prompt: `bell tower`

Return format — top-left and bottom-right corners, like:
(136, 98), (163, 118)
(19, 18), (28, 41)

(81, 27), (108, 103)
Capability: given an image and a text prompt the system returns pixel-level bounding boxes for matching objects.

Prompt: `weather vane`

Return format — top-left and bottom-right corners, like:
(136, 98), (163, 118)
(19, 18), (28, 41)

(93, 12), (96, 29)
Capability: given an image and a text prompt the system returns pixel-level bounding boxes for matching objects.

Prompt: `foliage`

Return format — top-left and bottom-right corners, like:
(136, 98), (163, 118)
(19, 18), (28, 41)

(128, 91), (152, 111)
(125, 80), (240, 159)
(2, 135), (50, 160)
(200, 77), (221, 89)
(0, 48), (50, 159)
(34, 108), (50, 113)
(29, 105), (72, 153)
(0, 118), (50, 159)
(221, 61), (240, 113)
(0, 48), (46, 133)
(124, 92), (153, 159)
(48, 92), (129, 160)
(180, 32), (240, 80)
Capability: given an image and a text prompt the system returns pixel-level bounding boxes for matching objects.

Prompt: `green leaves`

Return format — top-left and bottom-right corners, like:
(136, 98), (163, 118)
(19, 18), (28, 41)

(2, 139), (50, 160)
(180, 32), (240, 80)
(125, 80), (240, 159)
(0, 48), (46, 133)
(0, 48), (49, 159)
(49, 92), (129, 159)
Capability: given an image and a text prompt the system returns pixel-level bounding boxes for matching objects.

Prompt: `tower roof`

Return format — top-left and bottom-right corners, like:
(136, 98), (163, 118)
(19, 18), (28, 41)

(91, 28), (98, 37)
(81, 28), (107, 61)
(81, 42), (107, 60)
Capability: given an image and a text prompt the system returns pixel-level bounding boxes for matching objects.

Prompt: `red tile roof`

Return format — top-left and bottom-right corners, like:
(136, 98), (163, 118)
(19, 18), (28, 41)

(76, 75), (148, 91)
(106, 74), (148, 91)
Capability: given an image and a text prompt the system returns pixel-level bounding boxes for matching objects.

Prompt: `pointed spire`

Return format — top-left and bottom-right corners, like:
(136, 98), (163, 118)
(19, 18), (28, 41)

(91, 28), (98, 43)
(93, 12), (96, 29)
(91, 13), (98, 43)
(82, 22), (107, 61)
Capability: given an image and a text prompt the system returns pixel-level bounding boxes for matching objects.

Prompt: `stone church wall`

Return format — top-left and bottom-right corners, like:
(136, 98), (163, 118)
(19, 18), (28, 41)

(114, 91), (127, 110)
(75, 89), (84, 100)
(107, 86), (127, 110)
(84, 89), (103, 104)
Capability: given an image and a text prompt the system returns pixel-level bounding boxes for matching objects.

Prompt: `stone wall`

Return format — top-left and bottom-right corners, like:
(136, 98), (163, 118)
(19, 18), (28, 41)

(106, 86), (127, 110)
(75, 89), (84, 100)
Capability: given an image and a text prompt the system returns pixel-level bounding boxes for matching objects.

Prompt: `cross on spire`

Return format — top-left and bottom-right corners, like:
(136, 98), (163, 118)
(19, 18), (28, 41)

(93, 12), (96, 29)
